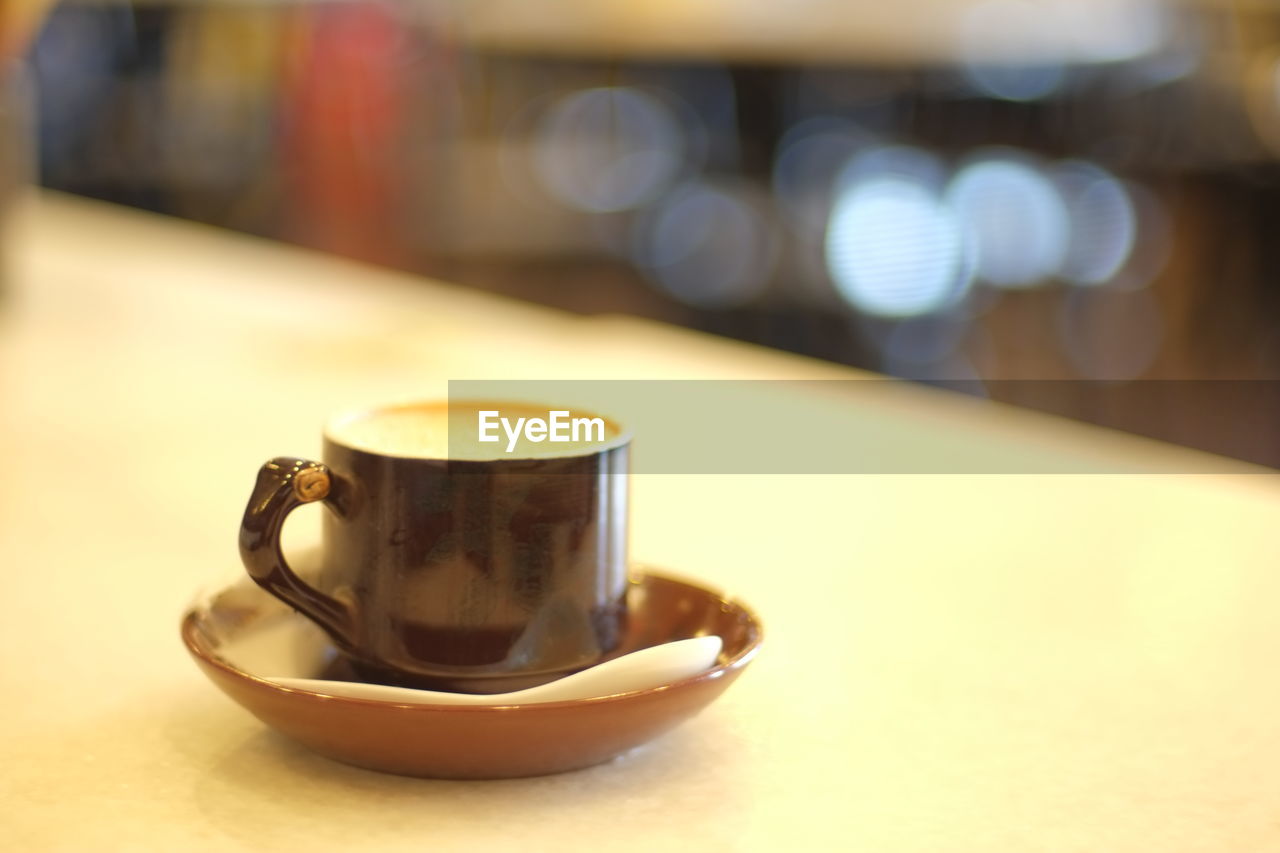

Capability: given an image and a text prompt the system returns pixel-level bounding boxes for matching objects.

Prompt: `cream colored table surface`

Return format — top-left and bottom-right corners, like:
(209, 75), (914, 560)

(2, 192), (1280, 852)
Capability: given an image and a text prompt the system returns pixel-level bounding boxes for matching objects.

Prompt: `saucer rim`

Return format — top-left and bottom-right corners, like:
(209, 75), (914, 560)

(181, 569), (763, 713)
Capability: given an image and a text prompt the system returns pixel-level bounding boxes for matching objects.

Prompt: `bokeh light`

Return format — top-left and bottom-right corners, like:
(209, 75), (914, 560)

(1115, 182), (1171, 292)
(959, 0), (1066, 101)
(631, 180), (778, 308)
(880, 312), (977, 374)
(532, 87), (685, 213)
(772, 117), (871, 236)
(945, 151), (1069, 289)
(963, 64), (1065, 102)
(958, 0), (1166, 101)
(839, 144), (948, 191)
(825, 158), (972, 318)
(1052, 0), (1167, 63)
(1052, 161), (1137, 286)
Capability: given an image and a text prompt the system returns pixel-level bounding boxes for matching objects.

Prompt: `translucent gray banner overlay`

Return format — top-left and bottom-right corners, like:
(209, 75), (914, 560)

(448, 380), (1280, 474)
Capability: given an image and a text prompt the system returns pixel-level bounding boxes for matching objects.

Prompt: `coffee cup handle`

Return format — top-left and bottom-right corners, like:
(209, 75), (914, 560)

(239, 457), (353, 646)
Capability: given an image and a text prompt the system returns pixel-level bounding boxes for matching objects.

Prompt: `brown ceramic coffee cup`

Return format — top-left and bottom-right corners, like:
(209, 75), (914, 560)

(239, 400), (630, 693)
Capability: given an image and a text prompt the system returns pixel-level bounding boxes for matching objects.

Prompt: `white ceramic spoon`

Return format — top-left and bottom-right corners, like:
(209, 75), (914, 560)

(267, 635), (723, 706)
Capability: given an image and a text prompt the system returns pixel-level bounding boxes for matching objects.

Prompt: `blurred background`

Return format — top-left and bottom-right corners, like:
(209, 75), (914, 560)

(9, 0), (1280, 463)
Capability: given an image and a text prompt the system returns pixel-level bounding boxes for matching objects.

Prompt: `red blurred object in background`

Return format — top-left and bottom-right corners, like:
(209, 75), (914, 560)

(280, 1), (409, 266)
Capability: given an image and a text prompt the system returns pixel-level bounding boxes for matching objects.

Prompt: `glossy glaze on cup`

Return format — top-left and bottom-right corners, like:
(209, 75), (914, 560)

(182, 572), (763, 779)
(240, 401), (629, 693)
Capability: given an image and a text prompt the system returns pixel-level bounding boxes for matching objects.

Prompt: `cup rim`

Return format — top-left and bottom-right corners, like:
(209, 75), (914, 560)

(323, 398), (632, 462)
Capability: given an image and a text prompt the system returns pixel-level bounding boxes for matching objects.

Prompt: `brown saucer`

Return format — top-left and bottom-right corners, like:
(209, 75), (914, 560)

(181, 571), (762, 779)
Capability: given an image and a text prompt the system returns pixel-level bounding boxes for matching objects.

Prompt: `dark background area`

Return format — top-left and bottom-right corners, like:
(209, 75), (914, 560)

(27, 0), (1280, 467)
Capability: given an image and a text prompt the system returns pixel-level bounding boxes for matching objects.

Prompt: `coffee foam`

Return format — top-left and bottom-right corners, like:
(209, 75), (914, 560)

(326, 401), (625, 460)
